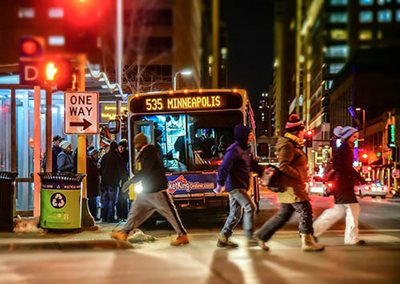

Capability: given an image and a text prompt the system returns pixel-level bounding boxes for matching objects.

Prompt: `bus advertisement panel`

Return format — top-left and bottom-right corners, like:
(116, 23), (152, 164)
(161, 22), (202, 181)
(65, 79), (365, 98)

(127, 89), (258, 211)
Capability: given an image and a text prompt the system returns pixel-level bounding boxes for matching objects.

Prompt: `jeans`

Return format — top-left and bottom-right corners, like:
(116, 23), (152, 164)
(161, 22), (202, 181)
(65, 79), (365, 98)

(220, 188), (255, 239)
(116, 188), (129, 220)
(88, 196), (99, 220)
(255, 201), (314, 242)
(101, 186), (118, 222)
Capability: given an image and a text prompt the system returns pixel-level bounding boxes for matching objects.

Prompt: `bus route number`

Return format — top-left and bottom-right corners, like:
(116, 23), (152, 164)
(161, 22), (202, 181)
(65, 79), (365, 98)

(146, 98), (163, 111)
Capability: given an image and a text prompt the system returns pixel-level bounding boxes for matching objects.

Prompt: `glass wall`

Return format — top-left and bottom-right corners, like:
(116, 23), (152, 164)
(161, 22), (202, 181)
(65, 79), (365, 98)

(0, 89), (11, 171)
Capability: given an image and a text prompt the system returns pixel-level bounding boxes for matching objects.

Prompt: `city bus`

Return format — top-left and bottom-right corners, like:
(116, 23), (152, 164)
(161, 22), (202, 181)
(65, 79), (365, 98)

(126, 89), (260, 212)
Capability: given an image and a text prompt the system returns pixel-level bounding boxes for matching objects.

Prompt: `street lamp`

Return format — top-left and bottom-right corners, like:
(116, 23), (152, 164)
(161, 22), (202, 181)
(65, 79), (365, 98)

(356, 108), (366, 140)
(173, 70), (192, 90)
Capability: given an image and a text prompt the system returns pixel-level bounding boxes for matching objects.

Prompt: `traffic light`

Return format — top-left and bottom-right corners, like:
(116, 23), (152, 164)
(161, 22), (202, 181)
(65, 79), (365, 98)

(305, 130), (313, 147)
(43, 57), (77, 91)
(19, 36), (45, 58)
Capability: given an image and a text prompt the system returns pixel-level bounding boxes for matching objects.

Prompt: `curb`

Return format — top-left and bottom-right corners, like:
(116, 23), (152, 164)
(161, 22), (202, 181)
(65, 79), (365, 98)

(0, 239), (134, 252)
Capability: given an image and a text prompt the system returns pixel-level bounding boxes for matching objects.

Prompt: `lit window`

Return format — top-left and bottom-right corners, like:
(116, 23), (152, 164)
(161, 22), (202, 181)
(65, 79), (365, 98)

(329, 12), (348, 23)
(325, 80), (334, 90)
(331, 29), (348, 40)
(377, 0), (391, 4)
(377, 30), (383, 39)
(18, 7), (35, 18)
(48, 8), (64, 18)
(326, 45), (349, 58)
(359, 0), (374, 5)
(48, 36), (65, 46)
(329, 63), (345, 74)
(377, 10), (392, 22)
(359, 30), (373, 40)
(396, 10), (400, 21)
(359, 11), (374, 22)
(330, 0), (348, 5)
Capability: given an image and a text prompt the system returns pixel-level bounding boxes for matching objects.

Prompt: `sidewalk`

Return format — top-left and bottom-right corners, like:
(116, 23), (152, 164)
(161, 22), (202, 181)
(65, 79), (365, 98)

(0, 222), (133, 252)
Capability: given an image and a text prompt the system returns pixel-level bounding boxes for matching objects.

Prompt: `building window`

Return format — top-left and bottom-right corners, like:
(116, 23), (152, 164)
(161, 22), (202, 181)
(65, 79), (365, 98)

(329, 12), (348, 23)
(48, 8), (64, 18)
(359, 0), (374, 5)
(326, 45), (349, 58)
(359, 30), (373, 40)
(330, 0), (348, 5)
(377, 10), (392, 22)
(377, 0), (391, 4)
(324, 80), (334, 90)
(359, 11), (374, 22)
(330, 29), (348, 40)
(18, 7), (35, 18)
(48, 36), (65, 46)
(329, 63), (345, 74)
(396, 10), (400, 21)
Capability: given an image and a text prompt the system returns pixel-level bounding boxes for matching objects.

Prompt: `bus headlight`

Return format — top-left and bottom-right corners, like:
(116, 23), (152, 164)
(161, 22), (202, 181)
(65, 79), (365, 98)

(135, 183), (143, 194)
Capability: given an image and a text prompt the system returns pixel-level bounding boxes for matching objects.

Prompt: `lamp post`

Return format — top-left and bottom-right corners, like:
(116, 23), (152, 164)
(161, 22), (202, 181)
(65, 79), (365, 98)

(173, 70), (192, 90)
(356, 108), (366, 140)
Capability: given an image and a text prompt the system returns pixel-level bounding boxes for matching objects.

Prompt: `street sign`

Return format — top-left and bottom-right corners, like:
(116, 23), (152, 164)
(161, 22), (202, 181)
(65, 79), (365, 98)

(64, 92), (99, 134)
(19, 60), (43, 85)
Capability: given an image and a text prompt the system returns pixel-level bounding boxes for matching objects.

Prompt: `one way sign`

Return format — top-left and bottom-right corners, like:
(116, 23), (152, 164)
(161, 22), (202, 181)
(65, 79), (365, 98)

(64, 92), (99, 134)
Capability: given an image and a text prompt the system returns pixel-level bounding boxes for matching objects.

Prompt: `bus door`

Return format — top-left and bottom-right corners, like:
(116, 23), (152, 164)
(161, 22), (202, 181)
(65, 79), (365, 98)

(133, 120), (155, 145)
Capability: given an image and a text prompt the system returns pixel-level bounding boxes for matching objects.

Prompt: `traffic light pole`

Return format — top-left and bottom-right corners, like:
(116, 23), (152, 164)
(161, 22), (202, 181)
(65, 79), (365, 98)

(77, 53), (96, 229)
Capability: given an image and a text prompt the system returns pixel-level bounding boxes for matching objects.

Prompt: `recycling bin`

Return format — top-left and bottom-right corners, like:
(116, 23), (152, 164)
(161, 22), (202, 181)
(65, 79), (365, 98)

(39, 173), (85, 229)
(0, 172), (18, 232)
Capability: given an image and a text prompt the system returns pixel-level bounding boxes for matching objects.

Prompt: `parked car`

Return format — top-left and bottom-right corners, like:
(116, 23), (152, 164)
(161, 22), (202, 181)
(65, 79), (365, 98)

(355, 181), (388, 198)
(308, 179), (334, 197)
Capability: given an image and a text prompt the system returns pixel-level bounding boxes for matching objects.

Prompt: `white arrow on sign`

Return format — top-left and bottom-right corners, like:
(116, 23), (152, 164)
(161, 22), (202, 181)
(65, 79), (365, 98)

(64, 92), (99, 134)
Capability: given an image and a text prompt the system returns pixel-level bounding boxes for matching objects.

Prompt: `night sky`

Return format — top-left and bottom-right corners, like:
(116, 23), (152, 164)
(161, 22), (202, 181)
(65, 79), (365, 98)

(220, 0), (274, 118)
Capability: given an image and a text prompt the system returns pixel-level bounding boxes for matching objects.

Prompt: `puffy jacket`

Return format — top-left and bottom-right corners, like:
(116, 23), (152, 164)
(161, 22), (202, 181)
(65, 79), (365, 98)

(276, 134), (309, 203)
(217, 125), (264, 192)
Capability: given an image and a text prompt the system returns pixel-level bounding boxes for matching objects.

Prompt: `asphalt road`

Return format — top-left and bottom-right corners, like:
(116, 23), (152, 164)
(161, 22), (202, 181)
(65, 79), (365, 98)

(1, 193), (399, 284)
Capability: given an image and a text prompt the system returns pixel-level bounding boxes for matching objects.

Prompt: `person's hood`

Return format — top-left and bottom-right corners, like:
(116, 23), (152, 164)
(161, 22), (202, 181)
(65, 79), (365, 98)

(234, 124), (250, 149)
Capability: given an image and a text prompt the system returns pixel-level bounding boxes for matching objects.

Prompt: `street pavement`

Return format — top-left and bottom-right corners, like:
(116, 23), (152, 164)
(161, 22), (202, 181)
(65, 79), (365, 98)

(0, 193), (399, 283)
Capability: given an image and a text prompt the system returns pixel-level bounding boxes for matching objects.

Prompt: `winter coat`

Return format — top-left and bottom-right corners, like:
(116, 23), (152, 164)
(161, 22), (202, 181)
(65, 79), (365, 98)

(276, 134), (309, 203)
(332, 142), (365, 204)
(123, 144), (168, 193)
(86, 157), (100, 197)
(100, 150), (123, 188)
(217, 125), (264, 192)
(57, 151), (75, 173)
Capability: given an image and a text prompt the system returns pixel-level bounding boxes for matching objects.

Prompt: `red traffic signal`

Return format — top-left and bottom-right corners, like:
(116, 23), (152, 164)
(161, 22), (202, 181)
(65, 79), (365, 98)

(43, 57), (77, 91)
(305, 130), (313, 147)
(19, 36), (45, 58)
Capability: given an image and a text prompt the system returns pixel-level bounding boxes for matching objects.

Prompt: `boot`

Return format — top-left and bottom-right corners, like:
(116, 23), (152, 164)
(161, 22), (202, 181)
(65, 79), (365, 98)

(301, 233), (324, 252)
(111, 231), (129, 241)
(217, 235), (239, 248)
(170, 234), (190, 246)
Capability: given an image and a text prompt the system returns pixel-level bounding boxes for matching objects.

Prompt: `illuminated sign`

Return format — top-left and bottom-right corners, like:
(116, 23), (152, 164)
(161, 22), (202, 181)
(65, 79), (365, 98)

(129, 92), (243, 114)
(100, 103), (127, 122)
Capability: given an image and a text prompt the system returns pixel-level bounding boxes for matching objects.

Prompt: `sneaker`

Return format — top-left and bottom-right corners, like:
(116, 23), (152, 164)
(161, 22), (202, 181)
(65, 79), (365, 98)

(171, 234), (189, 246)
(355, 240), (366, 246)
(217, 236), (239, 248)
(111, 231), (129, 241)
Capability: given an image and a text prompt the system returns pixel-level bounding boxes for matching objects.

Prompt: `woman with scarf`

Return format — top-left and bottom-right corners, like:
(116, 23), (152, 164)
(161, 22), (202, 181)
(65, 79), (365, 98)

(313, 126), (366, 245)
(255, 114), (324, 252)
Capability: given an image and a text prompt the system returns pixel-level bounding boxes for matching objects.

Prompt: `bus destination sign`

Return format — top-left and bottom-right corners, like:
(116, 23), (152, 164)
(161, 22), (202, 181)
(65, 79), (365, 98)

(129, 91), (243, 114)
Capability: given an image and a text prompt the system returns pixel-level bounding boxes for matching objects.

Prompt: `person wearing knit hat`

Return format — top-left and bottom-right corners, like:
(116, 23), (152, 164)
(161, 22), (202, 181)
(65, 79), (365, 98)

(255, 114), (324, 252)
(313, 125), (366, 245)
(56, 140), (74, 173)
(333, 126), (358, 141)
(111, 132), (189, 246)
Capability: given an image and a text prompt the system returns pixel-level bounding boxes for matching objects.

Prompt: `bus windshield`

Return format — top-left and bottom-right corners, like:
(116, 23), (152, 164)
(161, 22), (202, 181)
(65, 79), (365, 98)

(131, 110), (243, 172)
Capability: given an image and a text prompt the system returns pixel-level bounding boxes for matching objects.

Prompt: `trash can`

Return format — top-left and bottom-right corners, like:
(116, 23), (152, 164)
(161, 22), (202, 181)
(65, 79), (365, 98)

(39, 173), (85, 229)
(0, 172), (18, 232)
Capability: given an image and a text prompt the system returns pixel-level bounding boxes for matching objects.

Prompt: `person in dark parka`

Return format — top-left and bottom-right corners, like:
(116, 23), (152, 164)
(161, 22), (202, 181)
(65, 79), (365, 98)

(87, 148), (101, 221)
(313, 126), (366, 245)
(100, 141), (123, 222)
(214, 124), (265, 248)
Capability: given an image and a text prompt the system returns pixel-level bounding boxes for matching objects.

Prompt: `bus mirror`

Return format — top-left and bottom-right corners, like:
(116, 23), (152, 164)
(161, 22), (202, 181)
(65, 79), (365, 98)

(108, 119), (120, 134)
